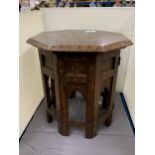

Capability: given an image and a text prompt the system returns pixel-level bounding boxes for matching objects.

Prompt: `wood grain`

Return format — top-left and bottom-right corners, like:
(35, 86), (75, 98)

(27, 30), (132, 138)
(27, 30), (133, 52)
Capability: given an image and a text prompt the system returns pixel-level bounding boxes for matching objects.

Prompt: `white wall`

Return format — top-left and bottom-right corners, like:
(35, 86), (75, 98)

(19, 11), (44, 137)
(123, 31), (135, 125)
(42, 8), (135, 91)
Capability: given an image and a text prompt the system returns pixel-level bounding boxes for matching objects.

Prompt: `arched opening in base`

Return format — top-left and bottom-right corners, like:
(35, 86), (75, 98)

(68, 90), (86, 122)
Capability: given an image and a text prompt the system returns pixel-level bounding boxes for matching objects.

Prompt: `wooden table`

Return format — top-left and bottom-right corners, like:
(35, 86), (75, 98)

(27, 30), (132, 138)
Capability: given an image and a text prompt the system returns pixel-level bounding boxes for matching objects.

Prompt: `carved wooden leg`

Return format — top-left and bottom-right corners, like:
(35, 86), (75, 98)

(104, 113), (112, 127)
(46, 111), (53, 123)
(58, 99), (69, 136)
(58, 81), (69, 136)
(85, 95), (97, 138)
(51, 79), (56, 108)
(104, 54), (120, 127)
(85, 60), (98, 139)
(58, 101), (69, 136)
(85, 95), (94, 139)
(85, 124), (94, 138)
(59, 124), (69, 136)
(85, 101), (98, 138)
(104, 103), (114, 127)
(101, 88), (110, 110)
(42, 75), (54, 123)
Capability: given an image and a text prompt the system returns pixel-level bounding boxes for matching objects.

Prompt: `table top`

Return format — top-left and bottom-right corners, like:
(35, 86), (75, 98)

(27, 30), (133, 53)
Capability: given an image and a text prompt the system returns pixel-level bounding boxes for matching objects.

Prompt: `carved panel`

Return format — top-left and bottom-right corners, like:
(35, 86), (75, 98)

(65, 62), (88, 75)
(41, 54), (54, 70)
(100, 57), (115, 72)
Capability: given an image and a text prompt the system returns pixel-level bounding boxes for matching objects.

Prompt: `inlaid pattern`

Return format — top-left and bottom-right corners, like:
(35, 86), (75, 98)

(27, 30), (133, 52)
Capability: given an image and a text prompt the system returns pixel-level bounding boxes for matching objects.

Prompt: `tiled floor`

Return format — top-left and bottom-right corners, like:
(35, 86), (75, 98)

(19, 93), (135, 155)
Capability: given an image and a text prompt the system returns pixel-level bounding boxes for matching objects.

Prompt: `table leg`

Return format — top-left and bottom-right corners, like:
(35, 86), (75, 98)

(42, 74), (54, 123)
(46, 111), (53, 123)
(85, 61), (98, 138)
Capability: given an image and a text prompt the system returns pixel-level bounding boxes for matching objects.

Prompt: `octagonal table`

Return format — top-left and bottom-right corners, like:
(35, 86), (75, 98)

(27, 30), (132, 138)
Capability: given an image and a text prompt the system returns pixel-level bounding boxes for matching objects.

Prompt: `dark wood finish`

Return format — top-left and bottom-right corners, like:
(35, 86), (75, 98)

(38, 50), (119, 138)
(27, 30), (132, 52)
(27, 30), (132, 138)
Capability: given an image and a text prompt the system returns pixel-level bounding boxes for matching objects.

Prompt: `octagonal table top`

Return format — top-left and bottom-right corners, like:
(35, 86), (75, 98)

(27, 30), (133, 53)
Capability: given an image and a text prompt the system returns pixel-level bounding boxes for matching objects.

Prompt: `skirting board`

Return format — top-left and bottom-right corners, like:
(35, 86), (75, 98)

(119, 92), (135, 136)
